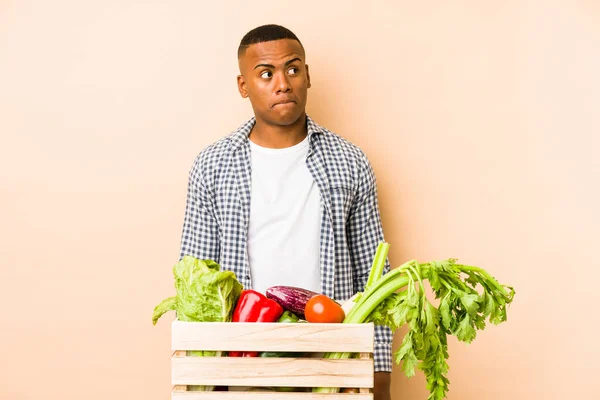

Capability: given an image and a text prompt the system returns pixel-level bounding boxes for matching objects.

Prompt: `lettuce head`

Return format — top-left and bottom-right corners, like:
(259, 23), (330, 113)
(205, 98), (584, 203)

(152, 255), (243, 325)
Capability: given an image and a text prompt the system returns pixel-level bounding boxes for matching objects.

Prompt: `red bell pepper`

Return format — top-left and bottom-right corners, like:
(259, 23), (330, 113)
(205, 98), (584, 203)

(228, 289), (284, 357)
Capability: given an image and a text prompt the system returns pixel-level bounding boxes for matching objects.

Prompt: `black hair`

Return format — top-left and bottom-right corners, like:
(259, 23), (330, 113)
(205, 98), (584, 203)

(238, 24), (304, 58)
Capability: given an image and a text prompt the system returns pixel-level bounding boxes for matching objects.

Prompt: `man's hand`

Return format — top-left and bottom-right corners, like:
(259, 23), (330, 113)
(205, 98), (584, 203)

(374, 372), (391, 400)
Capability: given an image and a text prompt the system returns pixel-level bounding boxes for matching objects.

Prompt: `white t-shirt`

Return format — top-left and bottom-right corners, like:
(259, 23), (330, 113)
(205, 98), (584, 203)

(247, 135), (322, 295)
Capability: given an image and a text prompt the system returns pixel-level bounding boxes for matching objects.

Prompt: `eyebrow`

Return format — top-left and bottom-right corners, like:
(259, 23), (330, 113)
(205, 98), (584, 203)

(254, 57), (302, 70)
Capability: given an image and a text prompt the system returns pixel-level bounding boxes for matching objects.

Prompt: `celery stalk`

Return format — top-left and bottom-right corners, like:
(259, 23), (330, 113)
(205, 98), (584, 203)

(345, 259), (416, 322)
(365, 242), (390, 290)
(313, 257), (515, 400)
(314, 261), (414, 395)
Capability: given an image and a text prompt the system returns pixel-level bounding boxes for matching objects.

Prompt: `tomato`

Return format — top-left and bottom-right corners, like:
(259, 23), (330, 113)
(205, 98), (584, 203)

(304, 294), (345, 323)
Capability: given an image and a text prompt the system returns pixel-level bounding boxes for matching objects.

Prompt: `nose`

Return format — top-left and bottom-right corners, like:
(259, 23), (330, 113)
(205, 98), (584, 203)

(275, 71), (291, 93)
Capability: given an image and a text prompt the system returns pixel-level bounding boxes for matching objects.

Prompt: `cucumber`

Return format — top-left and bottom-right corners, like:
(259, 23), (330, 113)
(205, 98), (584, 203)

(259, 351), (304, 358)
(259, 311), (304, 358)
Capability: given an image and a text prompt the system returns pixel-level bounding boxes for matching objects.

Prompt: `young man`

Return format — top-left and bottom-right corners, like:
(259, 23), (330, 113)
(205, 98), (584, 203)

(179, 24), (392, 400)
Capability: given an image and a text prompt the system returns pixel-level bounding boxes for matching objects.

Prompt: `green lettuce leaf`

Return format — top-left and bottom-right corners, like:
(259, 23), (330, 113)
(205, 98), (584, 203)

(153, 255), (242, 325)
(152, 256), (243, 391)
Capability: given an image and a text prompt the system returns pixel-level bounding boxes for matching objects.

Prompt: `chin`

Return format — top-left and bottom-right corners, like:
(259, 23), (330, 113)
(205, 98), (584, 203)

(270, 110), (304, 126)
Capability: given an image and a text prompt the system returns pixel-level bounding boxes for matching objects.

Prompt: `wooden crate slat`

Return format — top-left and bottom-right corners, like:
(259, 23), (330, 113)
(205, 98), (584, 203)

(171, 321), (374, 353)
(172, 391), (373, 399)
(172, 356), (374, 388)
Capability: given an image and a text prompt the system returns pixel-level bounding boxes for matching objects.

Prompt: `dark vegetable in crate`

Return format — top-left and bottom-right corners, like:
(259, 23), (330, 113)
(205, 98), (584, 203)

(266, 285), (320, 319)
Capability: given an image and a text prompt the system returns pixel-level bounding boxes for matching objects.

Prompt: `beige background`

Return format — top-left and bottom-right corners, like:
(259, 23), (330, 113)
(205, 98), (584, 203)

(1, 1), (599, 399)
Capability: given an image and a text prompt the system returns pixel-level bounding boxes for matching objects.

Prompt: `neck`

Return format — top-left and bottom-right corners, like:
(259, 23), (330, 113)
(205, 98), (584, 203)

(249, 113), (308, 149)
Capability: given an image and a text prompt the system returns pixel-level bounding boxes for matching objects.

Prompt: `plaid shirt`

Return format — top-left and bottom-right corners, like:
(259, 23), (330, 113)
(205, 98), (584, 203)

(179, 115), (393, 372)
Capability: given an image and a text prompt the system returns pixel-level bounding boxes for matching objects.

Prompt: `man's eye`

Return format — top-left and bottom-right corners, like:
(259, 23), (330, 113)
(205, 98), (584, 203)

(288, 67), (299, 75)
(260, 71), (272, 79)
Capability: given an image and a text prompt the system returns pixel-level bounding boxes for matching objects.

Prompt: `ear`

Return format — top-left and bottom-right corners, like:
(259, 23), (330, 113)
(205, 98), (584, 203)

(237, 74), (248, 98)
(305, 64), (311, 89)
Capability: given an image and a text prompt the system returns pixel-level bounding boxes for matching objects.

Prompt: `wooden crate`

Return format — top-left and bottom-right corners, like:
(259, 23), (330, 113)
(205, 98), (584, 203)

(171, 320), (375, 399)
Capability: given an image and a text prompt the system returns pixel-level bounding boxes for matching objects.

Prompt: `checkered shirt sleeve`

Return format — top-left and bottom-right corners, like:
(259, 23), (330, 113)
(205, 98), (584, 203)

(179, 151), (221, 262)
(347, 150), (393, 373)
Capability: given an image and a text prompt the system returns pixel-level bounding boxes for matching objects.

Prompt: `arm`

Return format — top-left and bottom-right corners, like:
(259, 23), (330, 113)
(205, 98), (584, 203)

(374, 372), (392, 400)
(347, 152), (393, 400)
(179, 155), (221, 262)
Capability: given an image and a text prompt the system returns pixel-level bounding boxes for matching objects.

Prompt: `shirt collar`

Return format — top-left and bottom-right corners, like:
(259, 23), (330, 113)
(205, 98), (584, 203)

(229, 114), (324, 152)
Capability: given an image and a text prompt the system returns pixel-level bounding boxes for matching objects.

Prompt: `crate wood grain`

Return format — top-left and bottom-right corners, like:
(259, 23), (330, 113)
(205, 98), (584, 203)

(172, 393), (373, 400)
(172, 356), (373, 387)
(171, 321), (374, 353)
(171, 321), (374, 399)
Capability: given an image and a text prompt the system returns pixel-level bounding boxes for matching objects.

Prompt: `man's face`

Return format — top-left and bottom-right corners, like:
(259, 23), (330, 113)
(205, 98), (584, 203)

(237, 39), (311, 127)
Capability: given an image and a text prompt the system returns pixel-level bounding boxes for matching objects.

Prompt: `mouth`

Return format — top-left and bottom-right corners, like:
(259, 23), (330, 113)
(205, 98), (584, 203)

(272, 100), (296, 108)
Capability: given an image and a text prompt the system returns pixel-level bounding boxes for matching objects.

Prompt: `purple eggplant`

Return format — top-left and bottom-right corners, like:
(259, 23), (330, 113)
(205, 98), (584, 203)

(265, 286), (320, 319)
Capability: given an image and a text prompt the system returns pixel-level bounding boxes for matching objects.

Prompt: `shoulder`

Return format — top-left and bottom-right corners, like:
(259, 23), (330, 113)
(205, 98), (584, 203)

(310, 118), (374, 183)
(189, 118), (253, 185)
(188, 136), (230, 187)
